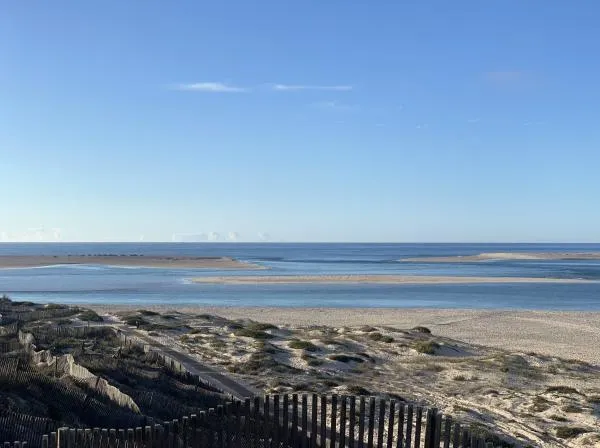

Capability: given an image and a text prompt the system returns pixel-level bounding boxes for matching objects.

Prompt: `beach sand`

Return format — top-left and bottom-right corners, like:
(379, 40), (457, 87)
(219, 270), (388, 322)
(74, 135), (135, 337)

(0, 255), (263, 269)
(189, 274), (593, 284)
(402, 251), (600, 262)
(90, 306), (600, 364)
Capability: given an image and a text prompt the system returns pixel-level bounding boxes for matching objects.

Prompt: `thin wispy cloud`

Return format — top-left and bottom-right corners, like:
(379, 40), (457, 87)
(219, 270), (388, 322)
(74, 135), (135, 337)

(272, 84), (353, 91)
(175, 82), (248, 92)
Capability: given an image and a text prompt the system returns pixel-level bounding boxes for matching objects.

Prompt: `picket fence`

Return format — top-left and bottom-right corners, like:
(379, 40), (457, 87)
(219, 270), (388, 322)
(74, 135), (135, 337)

(1, 394), (506, 448)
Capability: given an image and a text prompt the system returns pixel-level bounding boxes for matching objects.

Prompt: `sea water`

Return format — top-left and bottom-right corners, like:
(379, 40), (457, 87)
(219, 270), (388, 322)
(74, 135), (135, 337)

(1, 243), (599, 310)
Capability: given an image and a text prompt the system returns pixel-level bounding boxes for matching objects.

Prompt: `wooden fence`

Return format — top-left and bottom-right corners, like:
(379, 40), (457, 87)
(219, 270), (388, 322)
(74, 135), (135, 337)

(1, 395), (506, 448)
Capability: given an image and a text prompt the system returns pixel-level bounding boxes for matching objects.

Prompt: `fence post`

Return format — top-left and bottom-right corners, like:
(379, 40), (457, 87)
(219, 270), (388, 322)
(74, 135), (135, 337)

(330, 395), (337, 448)
(301, 394), (308, 448)
(311, 394), (318, 448)
(358, 397), (365, 448)
(367, 397), (375, 448)
(339, 396), (347, 448)
(57, 428), (67, 448)
(424, 408), (436, 448)
(376, 399), (385, 448)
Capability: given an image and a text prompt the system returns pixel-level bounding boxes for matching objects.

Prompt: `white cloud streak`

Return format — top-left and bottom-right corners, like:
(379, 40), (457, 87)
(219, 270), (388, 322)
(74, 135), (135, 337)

(176, 82), (248, 93)
(272, 84), (353, 91)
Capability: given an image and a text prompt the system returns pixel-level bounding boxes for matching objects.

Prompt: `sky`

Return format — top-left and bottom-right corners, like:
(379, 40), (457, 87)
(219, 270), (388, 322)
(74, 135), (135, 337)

(1, 1), (600, 242)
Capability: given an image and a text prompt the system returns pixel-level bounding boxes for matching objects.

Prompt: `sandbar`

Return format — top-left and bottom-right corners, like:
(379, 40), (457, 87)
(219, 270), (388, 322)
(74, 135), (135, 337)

(189, 274), (592, 284)
(0, 255), (263, 269)
(401, 251), (600, 262)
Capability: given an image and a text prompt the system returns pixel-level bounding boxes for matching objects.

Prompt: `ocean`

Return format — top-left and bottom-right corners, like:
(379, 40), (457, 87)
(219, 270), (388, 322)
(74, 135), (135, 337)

(1, 243), (599, 310)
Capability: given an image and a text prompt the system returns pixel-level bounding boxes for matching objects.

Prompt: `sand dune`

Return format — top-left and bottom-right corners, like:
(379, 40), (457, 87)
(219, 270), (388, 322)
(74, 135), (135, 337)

(189, 274), (593, 284)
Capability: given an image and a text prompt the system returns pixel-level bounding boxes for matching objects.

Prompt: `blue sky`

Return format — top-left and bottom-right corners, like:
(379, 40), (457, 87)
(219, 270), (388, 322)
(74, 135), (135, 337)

(1, 1), (599, 242)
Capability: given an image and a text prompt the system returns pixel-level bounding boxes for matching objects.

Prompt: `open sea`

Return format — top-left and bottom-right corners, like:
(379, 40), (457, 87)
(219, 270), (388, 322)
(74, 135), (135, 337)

(1, 243), (600, 310)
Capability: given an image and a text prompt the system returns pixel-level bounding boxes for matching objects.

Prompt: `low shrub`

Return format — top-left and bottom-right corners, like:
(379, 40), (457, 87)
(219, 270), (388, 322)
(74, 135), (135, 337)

(411, 326), (431, 334)
(368, 332), (394, 343)
(546, 386), (580, 395)
(78, 310), (103, 322)
(413, 341), (439, 355)
(555, 426), (588, 439)
(235, 328), (274, 340)
(329, 354), (364, 363)
(289, 340), (319, 351)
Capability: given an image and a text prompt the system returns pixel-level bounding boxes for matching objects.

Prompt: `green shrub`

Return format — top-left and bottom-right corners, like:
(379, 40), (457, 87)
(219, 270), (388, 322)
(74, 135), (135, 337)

(368, 332), (394, 343)
(413, 341), (439, 354)
(246, 322), (278, 331)
(549, 414), (569, 422)
(555, 426), (588, 439)
(235, 328), (274, 340)
(289, 340), (319, 351)
(124, 315), (149, 327)
(530, 396), (551, 412)
(329, 354), (364, 363)
(546, 386), (580, 395)
(78, 310), (103, 322)
(412, 326), (431, 334)
(301, 353), (324, 366)
(562, 404), (582, 413)
(346, 385), (370, 395)
(453, 375), (468, 381)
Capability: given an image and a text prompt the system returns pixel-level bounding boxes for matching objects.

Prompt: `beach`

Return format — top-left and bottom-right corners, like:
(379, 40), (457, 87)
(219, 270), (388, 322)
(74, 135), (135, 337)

(189, 274), (594, 284)
(90, 305), (600, 364)
(0, 255), (262, 269)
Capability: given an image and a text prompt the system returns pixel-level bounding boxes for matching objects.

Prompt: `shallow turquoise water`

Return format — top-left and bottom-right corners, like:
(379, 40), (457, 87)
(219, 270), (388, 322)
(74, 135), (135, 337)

(1, 243), (599, 310)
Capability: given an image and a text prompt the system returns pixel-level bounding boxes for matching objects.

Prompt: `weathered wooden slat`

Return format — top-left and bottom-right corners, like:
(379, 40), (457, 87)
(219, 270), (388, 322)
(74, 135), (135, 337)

(451, 423), (460, 448)
(264, 396), (271, 448)
(441, 416), (451, 448)
(243, 400), (251, 448)
(273, 395), (281, 448)
(414, 408), (422, 448)
(252, 397), (261, 448)
(320, 395), (327, 448)
(339, 396), (347, 448)
(377, 399), (385, 448)
(357, 397), (365, 448)
(461, 429), (469, 448)
(291, 394), (299, 448)
(224, 404), (233, 448)
(348, 396), (356, 448)
(424, 409), (434, 448)
(234, 401), (242, 448)
(404, 405), (412, 448)
(301, 394), (308, 448)
(330, 395), (337, 448)
(386, 401), (395, 448)
(57, 428), (67, 448)
(434, 412), (442, 448)
(41, 435), (48, 448)
(367, 398), (375, 448)
(282, 395), (289, 448)
(311, 394), (318, 448)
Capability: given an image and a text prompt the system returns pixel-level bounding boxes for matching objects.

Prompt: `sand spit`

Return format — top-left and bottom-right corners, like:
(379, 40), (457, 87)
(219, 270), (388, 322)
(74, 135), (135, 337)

(401, 252), (600, 263)
(189, 274), (593, 284)
(0, 255), (263, 269)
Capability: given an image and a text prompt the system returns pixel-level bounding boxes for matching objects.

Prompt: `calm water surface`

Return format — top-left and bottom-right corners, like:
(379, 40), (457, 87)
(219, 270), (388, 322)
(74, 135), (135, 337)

(1, 243), (599, 310)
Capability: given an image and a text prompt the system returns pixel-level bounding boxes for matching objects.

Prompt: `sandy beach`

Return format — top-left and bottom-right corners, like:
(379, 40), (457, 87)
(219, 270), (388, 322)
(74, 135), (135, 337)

(189, 274), (594, 284)
(0, 255), (263, 269)
(402, 251), (600, 263)
(90, 305), (600, 364)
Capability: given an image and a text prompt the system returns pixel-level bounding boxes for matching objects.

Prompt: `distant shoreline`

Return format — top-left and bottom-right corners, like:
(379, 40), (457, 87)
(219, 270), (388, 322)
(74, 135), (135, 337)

(189, 274), (593, 285)
(401, 251), (600, 262)
(0, 255), (263, 270)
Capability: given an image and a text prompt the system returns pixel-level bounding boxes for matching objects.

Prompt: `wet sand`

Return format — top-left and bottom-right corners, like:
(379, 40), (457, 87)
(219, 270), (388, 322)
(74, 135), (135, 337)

(189, 274), (593, 284)
(0, 255), (263, 269)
